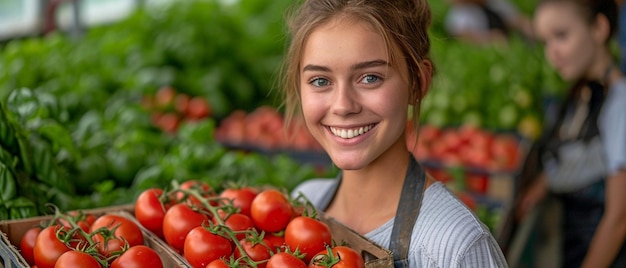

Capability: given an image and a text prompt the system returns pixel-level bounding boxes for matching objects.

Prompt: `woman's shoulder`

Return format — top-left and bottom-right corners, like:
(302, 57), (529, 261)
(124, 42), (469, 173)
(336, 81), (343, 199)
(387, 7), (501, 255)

(290, 178), (338, 208)
(419, 182), (491, 237)
(413, 182), (507, 266)
(364, 182), (506, 266)
(610, 77), (626, 97)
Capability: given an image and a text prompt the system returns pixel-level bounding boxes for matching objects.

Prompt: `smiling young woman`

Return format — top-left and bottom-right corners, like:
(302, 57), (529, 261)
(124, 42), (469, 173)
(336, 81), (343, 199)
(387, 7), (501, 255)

(282, 0), (507, 267)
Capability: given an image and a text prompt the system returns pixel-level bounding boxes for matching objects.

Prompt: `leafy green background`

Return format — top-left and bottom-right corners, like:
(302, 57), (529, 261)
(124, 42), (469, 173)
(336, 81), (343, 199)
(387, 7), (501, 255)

(0, 0), (563, 219)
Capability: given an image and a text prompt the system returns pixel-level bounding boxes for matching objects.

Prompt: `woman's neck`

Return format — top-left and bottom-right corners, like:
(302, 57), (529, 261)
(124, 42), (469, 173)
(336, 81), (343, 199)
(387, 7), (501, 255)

(324, 143), (411, 233)
(605, 64), (624, 89)
(589, 51), (618, 87)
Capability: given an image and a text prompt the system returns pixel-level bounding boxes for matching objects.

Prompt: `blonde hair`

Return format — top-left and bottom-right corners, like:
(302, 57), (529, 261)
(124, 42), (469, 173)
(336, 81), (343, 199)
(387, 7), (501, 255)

(280, 0), (434, 133)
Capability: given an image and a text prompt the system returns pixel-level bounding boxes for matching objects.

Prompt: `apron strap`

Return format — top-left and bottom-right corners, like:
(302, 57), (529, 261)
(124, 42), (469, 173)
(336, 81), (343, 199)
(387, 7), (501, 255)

(316, 156), (426, 267)
(389, 156), (427, 267)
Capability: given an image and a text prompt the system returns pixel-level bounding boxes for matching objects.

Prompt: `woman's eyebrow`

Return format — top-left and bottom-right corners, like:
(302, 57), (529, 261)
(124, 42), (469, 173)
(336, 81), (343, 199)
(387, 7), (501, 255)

(350, 59), (389, 70)
(302, 59), (389, 73)
(302, 64), (330, 72)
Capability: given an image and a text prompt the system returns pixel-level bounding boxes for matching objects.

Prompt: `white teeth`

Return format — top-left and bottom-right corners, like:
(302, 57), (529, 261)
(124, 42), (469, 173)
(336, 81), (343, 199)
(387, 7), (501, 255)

(330, 125), (373, 139)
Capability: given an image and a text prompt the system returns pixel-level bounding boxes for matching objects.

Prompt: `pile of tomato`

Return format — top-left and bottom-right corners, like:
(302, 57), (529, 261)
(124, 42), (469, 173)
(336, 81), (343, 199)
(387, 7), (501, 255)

(19, 208), (163, 268)
(134, 180), (366, 268)
(141, 86), (213, 134)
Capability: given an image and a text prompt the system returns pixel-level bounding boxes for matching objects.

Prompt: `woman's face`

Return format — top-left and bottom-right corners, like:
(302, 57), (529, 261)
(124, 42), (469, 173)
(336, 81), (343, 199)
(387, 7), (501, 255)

(299, 17), (410, 170)
(533, 2), (600, 81)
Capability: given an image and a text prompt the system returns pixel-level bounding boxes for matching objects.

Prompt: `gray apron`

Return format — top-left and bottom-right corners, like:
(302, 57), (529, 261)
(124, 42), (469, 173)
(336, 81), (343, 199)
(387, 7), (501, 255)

(317, 156), (426, 268)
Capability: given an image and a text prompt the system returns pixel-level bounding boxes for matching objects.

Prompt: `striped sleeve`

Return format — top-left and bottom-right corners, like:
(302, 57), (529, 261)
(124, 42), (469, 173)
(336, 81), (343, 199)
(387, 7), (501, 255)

(366, 183), (509, 267)
(600, 80), (626, 174)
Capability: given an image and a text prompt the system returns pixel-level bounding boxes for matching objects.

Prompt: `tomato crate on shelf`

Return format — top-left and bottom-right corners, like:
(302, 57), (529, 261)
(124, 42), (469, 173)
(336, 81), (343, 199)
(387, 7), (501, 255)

(0, 204), (189, 268)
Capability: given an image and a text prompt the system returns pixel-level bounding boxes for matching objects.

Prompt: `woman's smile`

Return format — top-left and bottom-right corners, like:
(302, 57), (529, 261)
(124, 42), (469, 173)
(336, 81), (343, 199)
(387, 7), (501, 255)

(328, 123), (376, 139)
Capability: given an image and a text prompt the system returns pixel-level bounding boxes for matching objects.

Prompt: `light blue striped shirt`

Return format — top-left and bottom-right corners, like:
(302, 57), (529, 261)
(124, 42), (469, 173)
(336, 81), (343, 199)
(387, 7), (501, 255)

(292, 180), (508, 268)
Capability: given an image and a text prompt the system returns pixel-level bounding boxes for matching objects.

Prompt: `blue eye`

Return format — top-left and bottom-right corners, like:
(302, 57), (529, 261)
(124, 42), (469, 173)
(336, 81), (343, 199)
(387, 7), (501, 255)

(361, 75), (380, 84)
(310, 77), (330, 87)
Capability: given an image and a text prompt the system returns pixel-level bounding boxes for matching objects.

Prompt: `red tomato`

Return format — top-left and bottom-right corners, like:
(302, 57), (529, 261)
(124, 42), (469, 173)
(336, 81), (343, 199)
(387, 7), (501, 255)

(56, 212), (92, 233)
(135, 188), (168, 238)
(176, 180), (214, 206)
(93, 234), (125, 258)
(264, 233), (285, 252)
(20, 227), (41, 265)
(465, 174), (489, 194)
(205, 259), (230, 268)
(57, 219), (90, 233)
(250, 189), (294, 233)
(155, 86), (176, 108)
(219, 187), (257, 216)
(54, 251), (101, 268)
(186, 97), (212, 120)
(33, 226), (70, 268)
(285, 216), (332, 263)
(90, 214), (144, 247)
(215, 212), (255, 241)
(175, 93), (191, 115)
(309, 246), (365, 268)
(266, 252), (307, 268)
(490, 135), (520, 171)
(157, 113), (180, 133)
(234, 238), (271, 268)
(110, 245), (163, 268)
(162, 203), (207, 253)
(183, 226), (233, 268)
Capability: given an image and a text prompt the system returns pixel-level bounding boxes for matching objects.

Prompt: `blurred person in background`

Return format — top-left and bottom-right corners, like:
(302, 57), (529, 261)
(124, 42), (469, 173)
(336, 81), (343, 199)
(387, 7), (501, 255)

(444, 0), (534, 44)
(516, 0), (626, 267)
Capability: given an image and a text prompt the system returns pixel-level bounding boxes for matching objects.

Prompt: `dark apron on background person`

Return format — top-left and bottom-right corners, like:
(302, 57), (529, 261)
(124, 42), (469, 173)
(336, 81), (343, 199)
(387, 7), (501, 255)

(540, 81), (626, 267)
(318, 156), (427, 268)
(479, 4), (509, 37)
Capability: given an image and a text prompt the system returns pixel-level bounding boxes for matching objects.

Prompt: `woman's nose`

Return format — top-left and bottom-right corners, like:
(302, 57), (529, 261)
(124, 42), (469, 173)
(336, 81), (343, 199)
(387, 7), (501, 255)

(330, 82), (361, 116)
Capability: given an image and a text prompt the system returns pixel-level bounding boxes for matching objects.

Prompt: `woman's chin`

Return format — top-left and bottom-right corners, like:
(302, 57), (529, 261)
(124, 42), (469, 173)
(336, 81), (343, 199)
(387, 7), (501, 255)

(328, 155), (368, 171)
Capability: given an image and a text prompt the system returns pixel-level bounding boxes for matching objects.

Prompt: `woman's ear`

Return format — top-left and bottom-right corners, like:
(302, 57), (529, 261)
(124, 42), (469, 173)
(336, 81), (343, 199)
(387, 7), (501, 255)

(413, 59), (433, 104)
(593, 13), (611, 44)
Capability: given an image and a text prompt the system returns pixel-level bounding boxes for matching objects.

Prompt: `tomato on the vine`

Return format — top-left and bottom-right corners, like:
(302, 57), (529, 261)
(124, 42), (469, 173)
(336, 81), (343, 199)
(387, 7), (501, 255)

(284, 216), (332, 263)
(135, 188), (169, 238)
(266, 252), (307, 268)
(20, 226), (41, 265)
(33, 225), (70, 268)
(110, 245), (163, 268)
(183, 226), (232, 268)
(264, 233), (286, 252)
(206, 258), (231, 268)
(93, 234), (125, 258)
(309, 246), (365, 268)
(56, 211), (95, 233)
(234, 238), (272, 268)
(219, 187), (257, 216)
(162, 203), (207, 253)
(176, 180), (214, 206)
(54, 251), (101, 268)
(250, 189), (294, 233)
(90, 214), (144, 247)
(216, 212), (255, 241)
